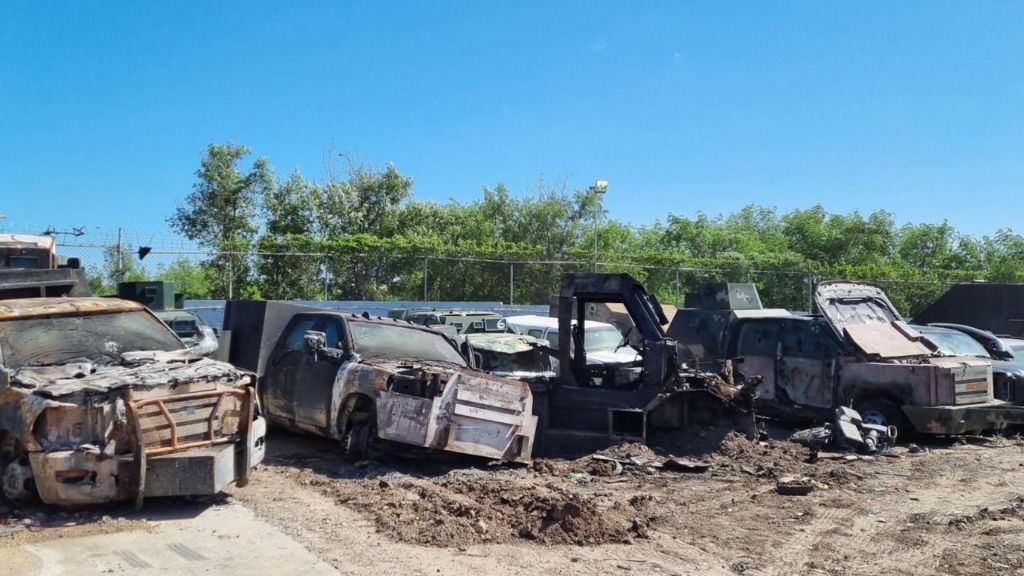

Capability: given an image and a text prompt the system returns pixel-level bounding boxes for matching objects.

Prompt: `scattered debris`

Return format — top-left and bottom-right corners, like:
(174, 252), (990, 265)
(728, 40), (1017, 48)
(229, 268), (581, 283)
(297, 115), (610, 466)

(776, 477), (816, 496)
(776, 476), (829, 496)
(790, 407), (898, 456)
(590, 452), (712, 475)
(660, 458), (712, 473)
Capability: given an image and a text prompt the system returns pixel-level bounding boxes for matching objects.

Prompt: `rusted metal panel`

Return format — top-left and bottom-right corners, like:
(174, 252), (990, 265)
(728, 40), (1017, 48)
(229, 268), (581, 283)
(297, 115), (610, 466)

(144, 445), (236, 497)
(28, 451), (132, 506)
(0, 297), (144, 320)
(377, 391), (433, 446)
(844, 323), (932, 357)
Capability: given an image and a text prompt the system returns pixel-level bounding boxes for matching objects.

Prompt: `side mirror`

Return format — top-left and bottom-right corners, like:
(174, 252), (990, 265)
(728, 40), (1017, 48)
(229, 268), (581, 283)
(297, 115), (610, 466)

(304, 330), (327, 354)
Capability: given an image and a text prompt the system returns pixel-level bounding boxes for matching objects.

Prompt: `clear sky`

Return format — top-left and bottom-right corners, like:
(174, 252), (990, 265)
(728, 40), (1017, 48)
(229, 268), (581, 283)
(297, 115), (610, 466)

(1, 1), (1022, 244)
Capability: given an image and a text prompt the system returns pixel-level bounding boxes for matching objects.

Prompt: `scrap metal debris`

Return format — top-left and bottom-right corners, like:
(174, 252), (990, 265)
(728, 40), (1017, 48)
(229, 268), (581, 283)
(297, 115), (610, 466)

(790, 407), (898, 456)
(591, 453), (712, 475)
(776, 476), (829, 496)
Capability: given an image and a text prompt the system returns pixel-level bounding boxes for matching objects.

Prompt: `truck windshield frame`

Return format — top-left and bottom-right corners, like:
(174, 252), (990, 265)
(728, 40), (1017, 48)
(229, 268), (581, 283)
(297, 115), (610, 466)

(920, 328), (991, 358)
(349, 321), (468, 367)
(0, 310), (184, 368)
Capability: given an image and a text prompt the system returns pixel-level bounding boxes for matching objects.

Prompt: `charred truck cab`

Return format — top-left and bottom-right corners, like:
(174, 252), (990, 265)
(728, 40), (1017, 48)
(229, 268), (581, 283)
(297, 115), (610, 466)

(532, 274), (755, 452)
(671, 281), (1024, 435)
(221, 301), (536, 463)
(0, 298), (265, 507)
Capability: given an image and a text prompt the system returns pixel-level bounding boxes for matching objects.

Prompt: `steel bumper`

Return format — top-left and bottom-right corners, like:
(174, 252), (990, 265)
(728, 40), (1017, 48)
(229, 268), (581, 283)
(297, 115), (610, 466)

(902, 401), (1024, 435)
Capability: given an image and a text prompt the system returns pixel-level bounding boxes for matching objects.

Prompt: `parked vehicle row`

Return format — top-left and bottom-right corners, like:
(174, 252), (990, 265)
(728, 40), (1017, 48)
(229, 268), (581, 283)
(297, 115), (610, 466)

(4, 231), (1024, 510)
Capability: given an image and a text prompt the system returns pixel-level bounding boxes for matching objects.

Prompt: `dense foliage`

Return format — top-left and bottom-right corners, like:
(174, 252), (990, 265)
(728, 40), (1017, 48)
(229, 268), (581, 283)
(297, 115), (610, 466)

(108, 143), (1024, 315)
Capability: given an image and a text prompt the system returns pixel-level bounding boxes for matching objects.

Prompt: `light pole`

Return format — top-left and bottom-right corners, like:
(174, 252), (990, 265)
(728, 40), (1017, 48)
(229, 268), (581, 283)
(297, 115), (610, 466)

(589, 179), (609, 272)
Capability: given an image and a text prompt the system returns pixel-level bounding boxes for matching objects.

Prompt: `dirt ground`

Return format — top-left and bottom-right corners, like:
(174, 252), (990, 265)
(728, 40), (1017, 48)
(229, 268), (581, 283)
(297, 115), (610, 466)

(5, 426), (1024, 575)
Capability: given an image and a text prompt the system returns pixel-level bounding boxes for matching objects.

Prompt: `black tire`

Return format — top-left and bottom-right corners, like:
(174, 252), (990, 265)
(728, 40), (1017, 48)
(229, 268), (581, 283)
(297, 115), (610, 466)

(853, 397), (910, 439)
(343, 415), (375, 462)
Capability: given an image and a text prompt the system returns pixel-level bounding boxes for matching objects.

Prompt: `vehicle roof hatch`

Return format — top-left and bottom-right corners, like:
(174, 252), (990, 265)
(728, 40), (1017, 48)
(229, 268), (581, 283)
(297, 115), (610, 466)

(815, 280), (932, 358)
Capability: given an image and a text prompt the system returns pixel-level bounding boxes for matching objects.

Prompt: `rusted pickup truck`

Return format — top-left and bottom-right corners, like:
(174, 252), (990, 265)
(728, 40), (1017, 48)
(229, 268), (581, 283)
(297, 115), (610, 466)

(0, 298), (266, 507)
(221, 301), (536, 462)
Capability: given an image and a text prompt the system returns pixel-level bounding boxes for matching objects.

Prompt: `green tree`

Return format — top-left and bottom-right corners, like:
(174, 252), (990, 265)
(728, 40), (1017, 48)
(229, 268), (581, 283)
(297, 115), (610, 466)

(319, 160), (415, 299)
(156, 257), (217, 299)
(168, 143), (274, 299)
(256, 170), (323, 299)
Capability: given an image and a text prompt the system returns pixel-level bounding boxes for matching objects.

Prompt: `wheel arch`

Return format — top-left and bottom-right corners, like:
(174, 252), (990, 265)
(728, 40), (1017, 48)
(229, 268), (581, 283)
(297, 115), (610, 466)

(336, 392), (375, 436)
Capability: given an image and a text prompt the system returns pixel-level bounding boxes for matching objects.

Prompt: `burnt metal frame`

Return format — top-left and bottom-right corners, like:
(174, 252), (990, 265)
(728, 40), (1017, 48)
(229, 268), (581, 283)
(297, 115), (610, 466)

(125, 387), (253, 509)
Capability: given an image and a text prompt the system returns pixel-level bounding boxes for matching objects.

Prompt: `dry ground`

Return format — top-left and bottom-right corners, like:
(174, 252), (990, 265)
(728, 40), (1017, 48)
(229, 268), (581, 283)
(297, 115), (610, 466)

(4, 427), (1024, 576)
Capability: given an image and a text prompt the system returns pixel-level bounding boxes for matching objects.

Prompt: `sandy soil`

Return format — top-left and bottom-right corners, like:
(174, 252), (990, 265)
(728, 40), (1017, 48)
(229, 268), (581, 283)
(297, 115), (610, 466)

(4, 428), (1024, 576)
(227, 429), (1024, 576)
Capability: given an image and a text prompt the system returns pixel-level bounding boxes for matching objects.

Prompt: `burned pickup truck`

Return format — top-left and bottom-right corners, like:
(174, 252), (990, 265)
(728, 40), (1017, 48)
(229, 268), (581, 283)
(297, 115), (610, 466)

(0, 297), (265, 507)
(672, 281), (1024, 435)
(221, 301), (537, 462)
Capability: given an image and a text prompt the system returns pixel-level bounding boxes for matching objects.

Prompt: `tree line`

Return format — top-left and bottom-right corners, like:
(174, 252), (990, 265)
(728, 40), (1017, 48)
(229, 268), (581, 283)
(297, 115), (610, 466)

(90, 142), (1024, 316)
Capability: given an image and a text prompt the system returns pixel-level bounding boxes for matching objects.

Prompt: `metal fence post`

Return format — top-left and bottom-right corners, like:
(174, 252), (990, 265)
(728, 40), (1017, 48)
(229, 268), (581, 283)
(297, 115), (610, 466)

(675, 267), (681, 306)
(509, 262), (514, 306)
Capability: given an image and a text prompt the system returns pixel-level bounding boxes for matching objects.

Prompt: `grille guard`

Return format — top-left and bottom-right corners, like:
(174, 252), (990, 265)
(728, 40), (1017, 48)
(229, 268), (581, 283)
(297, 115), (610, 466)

(125, 387), (254, 509)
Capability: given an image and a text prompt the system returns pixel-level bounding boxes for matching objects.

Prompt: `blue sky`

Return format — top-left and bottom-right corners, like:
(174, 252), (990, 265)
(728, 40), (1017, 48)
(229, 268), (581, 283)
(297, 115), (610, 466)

(1, 1), (1022, 244)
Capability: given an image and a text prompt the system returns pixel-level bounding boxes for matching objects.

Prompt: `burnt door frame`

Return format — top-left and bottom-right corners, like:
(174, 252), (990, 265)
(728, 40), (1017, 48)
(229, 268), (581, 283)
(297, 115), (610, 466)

(291, 316), (348, 434)
(732, 319), (781, 402)
(265, 315), (320, 428)
(266, 313), (348, 433)
(775, 319), (838, 411)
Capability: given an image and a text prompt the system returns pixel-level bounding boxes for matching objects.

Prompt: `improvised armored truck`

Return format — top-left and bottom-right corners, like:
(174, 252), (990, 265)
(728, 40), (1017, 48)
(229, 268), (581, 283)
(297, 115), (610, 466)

(671, 281), (1024, 435)
(221, 301), (537, 462)
(0, 297), (265, 507)
(529, 273), (756, 452)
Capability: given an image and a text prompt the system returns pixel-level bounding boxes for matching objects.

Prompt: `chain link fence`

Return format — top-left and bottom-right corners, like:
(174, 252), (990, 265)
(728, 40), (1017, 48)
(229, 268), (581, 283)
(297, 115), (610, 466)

(54, 237), (962, 316)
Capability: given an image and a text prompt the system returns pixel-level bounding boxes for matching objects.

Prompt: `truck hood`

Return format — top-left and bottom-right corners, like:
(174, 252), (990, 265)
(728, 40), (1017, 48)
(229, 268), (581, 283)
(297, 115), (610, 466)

(587, 347), (642, 365)
(8, 350), (252, 399)
(815, 281), (932, 358)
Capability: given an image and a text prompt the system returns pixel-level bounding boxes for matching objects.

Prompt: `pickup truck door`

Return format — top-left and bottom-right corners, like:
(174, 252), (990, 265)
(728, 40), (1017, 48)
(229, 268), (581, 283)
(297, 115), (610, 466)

(733, 321), (780, 400)
(776, 320), (835, 409)
(292, 317), (346, 433)
(266, 314), (344, 434)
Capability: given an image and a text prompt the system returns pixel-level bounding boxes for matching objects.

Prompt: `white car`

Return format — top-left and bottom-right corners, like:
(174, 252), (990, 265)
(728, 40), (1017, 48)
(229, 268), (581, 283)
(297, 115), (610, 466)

(503, 315), (640, 365)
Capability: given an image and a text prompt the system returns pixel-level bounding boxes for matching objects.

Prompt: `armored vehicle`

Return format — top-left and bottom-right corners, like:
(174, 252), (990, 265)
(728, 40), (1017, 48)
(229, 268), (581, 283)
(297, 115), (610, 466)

(531, 273), (756, 451)
(117, 281), (218, 353)
(390, 309), (508, 335)
(670, 281), (1024, 435)
(915, 283), (1024, 338)
(221, 301), (537, 462)
(0, 297), (265, 507)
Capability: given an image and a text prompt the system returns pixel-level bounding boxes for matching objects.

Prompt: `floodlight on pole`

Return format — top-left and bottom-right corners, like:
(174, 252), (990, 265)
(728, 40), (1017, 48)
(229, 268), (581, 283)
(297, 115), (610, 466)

(589, 179), (609, 272)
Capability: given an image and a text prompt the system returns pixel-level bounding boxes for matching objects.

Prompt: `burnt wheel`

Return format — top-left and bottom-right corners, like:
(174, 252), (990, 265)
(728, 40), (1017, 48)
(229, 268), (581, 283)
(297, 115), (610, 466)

(343, 414), (376, 462)
(854, 398), (910, 438)
(1, 456), (37, 503)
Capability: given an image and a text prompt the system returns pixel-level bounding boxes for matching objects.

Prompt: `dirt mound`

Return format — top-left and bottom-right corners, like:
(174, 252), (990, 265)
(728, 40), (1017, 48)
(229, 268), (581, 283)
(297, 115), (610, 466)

(707, 431), (813, 478)
(325, 472), (657, 547)
(948, 497), (1024, 530)
(593, 441), (659, 461)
